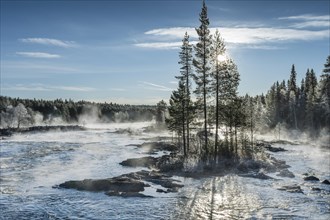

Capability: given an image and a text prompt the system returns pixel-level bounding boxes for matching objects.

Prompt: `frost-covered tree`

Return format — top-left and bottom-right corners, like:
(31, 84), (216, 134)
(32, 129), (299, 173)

(13, 103), (30, 128)
(193, 0), (212, 154)
(155, 100), (167, 125)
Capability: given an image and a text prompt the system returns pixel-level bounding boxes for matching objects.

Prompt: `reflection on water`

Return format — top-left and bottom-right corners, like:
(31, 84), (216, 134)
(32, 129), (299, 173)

(172, 175), (262, 219)
(1, 123), (329, 219)
(172, 174), (329, 219)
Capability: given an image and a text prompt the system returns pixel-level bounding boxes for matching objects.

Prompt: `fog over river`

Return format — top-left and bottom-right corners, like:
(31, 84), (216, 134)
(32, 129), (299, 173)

(1, 122), (329, 219)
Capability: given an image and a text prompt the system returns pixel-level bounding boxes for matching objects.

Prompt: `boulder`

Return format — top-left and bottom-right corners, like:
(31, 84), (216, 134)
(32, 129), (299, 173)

(256, 141), (287, 152)
(311, 187), (321, 191)
(276, 169), (295, 178)
(322, 179), (330, 185)
(239, 172), (274, 180)
(58, 170), (183, 197)
(119, 156), (157, 168)
(303, 176), (320, 181)
(156, 189), (168, 193)
(105, 191), (153, 198)
(278, 185), (303, 193)
(59, 177), (147, 192)
(128, 170), (184, 189)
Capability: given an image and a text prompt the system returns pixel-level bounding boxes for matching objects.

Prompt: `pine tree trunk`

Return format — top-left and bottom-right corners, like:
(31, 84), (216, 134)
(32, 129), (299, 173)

(186, 63), (190, 156)
(293, 104), (297, 129)
(215, 68), (219, 163)
(203, 44), (208, 158)
(250, 105), (254, 146)
(235, 125), (238, 159)
(182, 100), (186, 156)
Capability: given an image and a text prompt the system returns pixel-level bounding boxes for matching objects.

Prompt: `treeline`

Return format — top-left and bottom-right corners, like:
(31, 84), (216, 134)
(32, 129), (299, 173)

(165, 1), (330, 164)
(0, 96), (157, 128)
(260, 62), (330, 135)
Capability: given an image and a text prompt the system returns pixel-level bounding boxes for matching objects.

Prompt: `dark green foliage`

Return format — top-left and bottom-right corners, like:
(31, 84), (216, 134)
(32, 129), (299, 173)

(324, 56), (330, 73)
(193, 0), (212, 152)
(257, 56), (330, 136)
(210, 29), (226, 157)
(166, 82), (186, 137)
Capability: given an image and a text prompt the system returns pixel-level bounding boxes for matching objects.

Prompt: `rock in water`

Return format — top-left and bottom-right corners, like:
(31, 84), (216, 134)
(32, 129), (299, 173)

(239, 172), (274, 180)
(119, 156), (157, 168)
(322, 179), (330, 185)
(58, 170), (183, 198)
(105, 191), (153, 198)
(303, 176), (320, 181)
(276, 169), (295, 178)
(59, 177), (147, 192)
(278, 185), (303, 193)
(156, 189), (168, 193)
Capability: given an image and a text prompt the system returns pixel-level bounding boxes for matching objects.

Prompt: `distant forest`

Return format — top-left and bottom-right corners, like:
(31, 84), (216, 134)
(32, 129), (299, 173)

(259, 62), (330, 134)
(0, 96), (158, 128)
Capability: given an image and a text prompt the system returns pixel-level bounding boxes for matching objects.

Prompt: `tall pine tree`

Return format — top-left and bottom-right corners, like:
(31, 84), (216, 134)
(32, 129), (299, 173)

(176, 32), (194, 156)
(193, 0), (212, 156)
(288, 64), (298, 129)
(166, 81), (186, 152)
(210, 29), (226, 158)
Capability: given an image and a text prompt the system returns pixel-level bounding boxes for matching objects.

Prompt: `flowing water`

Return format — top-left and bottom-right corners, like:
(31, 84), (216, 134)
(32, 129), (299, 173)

(1, 123), (329, 219)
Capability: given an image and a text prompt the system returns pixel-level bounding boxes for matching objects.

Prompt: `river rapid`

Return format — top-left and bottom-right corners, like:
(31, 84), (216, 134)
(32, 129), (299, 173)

(1, 122), (329, 219)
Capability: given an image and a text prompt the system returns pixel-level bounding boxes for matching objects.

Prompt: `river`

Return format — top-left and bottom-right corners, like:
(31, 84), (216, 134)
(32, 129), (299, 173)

(0, 122), (329, 219)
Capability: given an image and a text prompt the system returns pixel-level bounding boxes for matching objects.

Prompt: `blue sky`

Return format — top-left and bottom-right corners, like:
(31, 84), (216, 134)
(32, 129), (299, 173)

(1, 0), (329, 104)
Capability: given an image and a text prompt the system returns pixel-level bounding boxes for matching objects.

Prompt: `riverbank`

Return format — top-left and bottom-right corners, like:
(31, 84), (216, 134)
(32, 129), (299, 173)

(0, 125), (86, 137)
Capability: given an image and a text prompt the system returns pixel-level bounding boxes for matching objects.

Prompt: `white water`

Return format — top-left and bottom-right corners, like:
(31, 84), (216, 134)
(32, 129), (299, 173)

(1, 123), (329, 219)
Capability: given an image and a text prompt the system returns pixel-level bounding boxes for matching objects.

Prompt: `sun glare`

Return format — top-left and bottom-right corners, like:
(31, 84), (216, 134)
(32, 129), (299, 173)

(217, 54), (227, 62)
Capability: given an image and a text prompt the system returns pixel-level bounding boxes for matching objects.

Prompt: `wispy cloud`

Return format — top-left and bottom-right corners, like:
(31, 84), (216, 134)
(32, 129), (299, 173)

(145, 27), (195, 39)
(2, 84), (51, 91)
(16, 52), (61, 58)
(20, 38), (77, 48)
(135, 14), (329, 50)
(139, 81), (173, 91)
(52, 86), (95, 92)
(2, 84), (95, 92)
(216, 27), (328, 44)
(278, 14), (330, 28)
(135, 42), (183, 49)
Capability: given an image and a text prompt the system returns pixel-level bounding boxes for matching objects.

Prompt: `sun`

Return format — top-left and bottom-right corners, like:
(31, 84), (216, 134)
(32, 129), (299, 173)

(217, 54), (227, 62)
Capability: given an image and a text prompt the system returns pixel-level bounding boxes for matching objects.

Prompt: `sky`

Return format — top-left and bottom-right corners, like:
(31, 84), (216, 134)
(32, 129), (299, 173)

(1, 0), (329, 105)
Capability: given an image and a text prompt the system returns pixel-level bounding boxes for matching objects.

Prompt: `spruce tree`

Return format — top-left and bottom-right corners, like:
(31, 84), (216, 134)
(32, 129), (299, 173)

(220, 59), (240, 155)
(305, 69), (318, 131)
(177, 32), (194, 155)
(317, 58), (330, 128)
(324, 55), (330, 73)
(166, 82), (186, 152)
(288, 64), (298, 129)
(210, 29), (226, 158)
(193, 0), (212, 156)
(288, 64), (297, 93)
